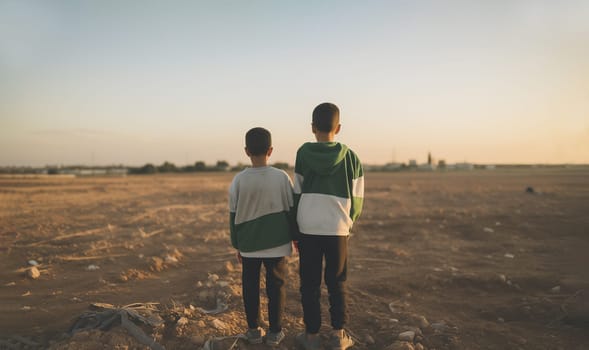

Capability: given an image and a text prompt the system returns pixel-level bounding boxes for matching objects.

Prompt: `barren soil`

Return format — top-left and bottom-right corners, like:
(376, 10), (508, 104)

(1, 170), (588, 349)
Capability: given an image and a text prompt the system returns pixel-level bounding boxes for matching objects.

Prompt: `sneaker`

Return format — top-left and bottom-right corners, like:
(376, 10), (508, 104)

(245, 327), (265, 344)
(265, 329), (286, 346)
(295, 332), (321, 350)
(329, 330), (354, 350)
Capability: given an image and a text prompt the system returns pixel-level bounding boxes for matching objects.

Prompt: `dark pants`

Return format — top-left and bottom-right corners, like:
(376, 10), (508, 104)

(241, 256), (287, 332)
(299, 233), (349, 333)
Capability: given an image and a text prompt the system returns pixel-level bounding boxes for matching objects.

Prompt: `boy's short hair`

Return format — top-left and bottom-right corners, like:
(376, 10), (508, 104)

(312, 102), (340, 133)
(245, 127), (272, 156)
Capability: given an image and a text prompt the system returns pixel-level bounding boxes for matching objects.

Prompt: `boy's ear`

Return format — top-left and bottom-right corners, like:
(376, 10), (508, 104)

(244, 147), (251, 157)
(267, 146), (273, 157)
(335, 124), (341, 134)
(311, 123), (317, 134)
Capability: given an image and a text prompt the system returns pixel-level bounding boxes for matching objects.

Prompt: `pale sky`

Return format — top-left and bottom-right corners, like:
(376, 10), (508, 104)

(1, 0), (588, 167)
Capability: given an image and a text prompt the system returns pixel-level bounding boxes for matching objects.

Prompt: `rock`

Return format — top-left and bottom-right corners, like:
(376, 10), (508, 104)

(26, 267), (41, 279)
(483, 227), (494, 233)
(211, 318), (227, 330)
(176, 317), (189, 326)
(364, 334), (375, 345)
(208, 274), (220, 283)
(551, 285), (561, 293)
(86, 264), (100, 271)
(28, 260), (39, 266)
(387, 341), (415, 350)
(398, 331), (415, 342)
(504, 253), (515, 259)
(388, 302), (397, 313)
(225, 261), (234, 272)
(164, 255), (179, 264)
(218, 281), (229, 287)
(407, 314), (429, 329)
(414, 343), (425, 350)
(525, 186), (535, 194)
(197, 320), (206, 328)
(150, 257), (164, 272)
(497, 274), (507, 283)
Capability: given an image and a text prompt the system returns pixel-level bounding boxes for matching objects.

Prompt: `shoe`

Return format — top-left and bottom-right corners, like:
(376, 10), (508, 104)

(245, 327), (265, 344)
(295, 332), (321, 350)
(329, 330), (354, 350)
(265, 329), (286, 346)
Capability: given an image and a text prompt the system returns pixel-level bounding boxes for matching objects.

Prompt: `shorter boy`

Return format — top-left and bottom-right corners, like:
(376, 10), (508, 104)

(229, 127), (295, 346)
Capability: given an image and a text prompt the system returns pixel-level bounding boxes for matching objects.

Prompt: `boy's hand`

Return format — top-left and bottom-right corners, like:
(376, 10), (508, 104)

(235, 250), (242, 264)
(292, 240), (299, 253)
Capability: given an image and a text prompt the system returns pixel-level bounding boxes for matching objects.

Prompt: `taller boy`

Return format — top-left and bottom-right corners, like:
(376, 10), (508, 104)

(294, 103), (364, 350)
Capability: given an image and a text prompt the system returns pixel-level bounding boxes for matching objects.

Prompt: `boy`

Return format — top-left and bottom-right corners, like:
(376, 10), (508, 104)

(294, 103), (364, 350)
(229, 127), (295, 346)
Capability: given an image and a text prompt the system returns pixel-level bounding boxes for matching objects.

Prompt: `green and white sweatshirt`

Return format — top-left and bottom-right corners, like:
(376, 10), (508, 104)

(229, 166), (295, 257)
(294, 142), (364, 236)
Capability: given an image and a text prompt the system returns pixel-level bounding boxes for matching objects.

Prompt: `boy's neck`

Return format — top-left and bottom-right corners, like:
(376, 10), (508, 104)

(250, 155), (269, 168)
(315, 132), (336, 142)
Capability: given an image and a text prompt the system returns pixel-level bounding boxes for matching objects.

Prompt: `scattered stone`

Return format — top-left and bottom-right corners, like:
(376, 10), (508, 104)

(390, 318), (399, 323)
(208, 273), (220, 283)
(5, 281), (16, 286)
(197, 320), (206, 328)
(497, 274), (507, 283)
(225, 261), (234, 272)
(504, 253), (515, 259)
(551, 285), (561, 293)
(217, 281), (229, 287)
(407, 314), (429, 329)
(211, 318), (227, 330)
(150, 257), (165, 272)
(164, 255), (179, 264)
(26, 266), (41, 279)
(414, 343), (425, 350)
(28, 260), (39, 266)
(398, 331), (415, 342)
(86, 264), (100, 271)
(525, 186), (535, 194)
(388, 302), (397, 313)
(495, 221), (501, 226)
(364, 334), (375, 345)
(483, 227), (494, 233)
(21, 306), (32, 311)
(497, 317), (505, 323)
(176, 317), (189, 326)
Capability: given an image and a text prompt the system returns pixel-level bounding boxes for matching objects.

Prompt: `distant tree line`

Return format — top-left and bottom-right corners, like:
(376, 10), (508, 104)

(0, 162), (292, 175)
(128, 161), (291, 174)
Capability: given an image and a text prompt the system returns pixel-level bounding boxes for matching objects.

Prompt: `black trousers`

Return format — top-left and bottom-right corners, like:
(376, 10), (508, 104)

(241, 256), (287, 332)
(298, 233), (349, 333)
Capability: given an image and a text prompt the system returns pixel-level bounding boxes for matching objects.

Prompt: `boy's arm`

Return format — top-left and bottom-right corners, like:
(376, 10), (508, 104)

(350, 153), (364, 223)
(285, 173), (300, 240)
(228, 179), (238, 249)
(292, 151), (303, 237)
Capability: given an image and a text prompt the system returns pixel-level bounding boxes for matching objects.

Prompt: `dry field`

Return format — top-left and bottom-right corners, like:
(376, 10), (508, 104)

(1, 170), (588, 350)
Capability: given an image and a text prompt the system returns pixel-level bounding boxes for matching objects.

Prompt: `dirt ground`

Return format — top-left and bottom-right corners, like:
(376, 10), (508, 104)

(1, 170), (588, 350)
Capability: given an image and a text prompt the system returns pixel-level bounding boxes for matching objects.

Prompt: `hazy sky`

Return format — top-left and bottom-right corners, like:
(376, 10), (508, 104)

(1, 0), (588, 166)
